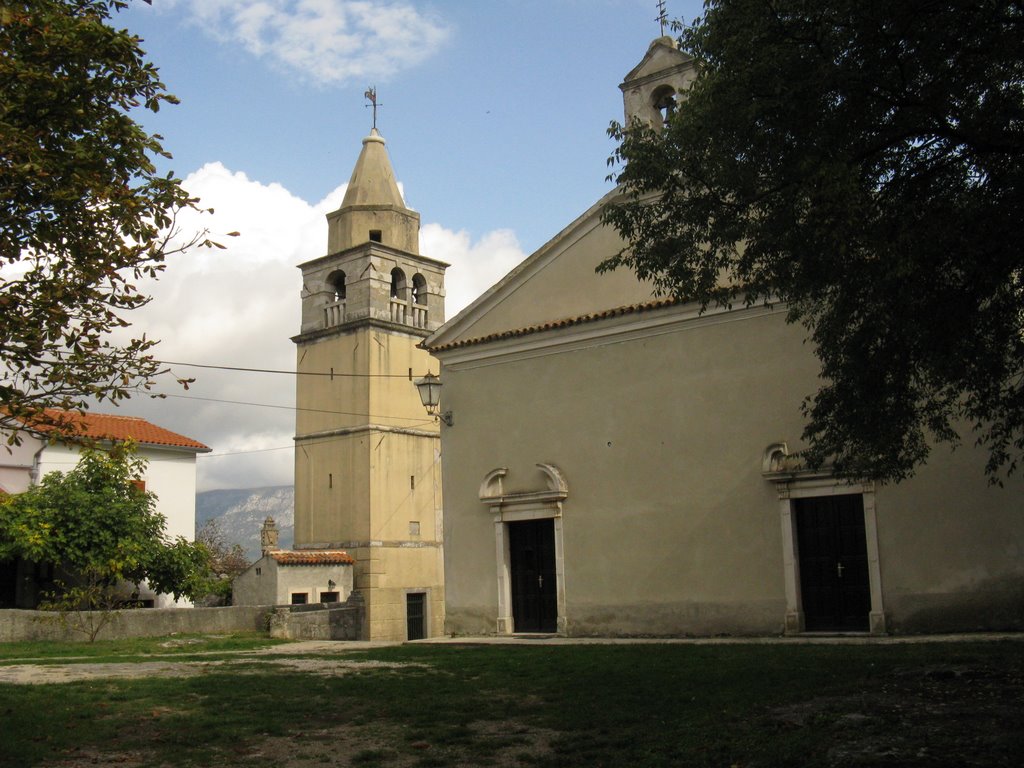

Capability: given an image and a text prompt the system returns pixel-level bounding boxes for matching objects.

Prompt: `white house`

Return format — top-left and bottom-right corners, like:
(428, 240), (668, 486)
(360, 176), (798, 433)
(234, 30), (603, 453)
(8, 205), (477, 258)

(0, 410), (210, 608)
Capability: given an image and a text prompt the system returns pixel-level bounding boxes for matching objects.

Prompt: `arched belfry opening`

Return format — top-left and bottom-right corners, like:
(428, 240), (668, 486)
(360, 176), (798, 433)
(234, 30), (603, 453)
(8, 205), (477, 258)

(651, 84), (678, 127)
(390, 268), (407, 300)
(328, 270), (346, 301)
(412, 274), (427, 305)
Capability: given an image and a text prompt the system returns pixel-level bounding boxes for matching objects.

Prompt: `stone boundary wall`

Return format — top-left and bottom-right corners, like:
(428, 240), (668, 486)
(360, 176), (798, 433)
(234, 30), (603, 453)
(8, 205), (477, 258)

(0, 605), (272, 643)
(269, 594), (365, 641)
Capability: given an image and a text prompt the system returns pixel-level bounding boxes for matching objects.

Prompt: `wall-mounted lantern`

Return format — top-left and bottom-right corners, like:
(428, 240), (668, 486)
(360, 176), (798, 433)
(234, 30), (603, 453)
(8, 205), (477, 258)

(414, 372), (453, 426)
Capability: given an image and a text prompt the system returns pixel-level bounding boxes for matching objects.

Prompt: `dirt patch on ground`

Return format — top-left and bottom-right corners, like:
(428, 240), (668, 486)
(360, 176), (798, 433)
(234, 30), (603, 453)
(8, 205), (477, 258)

(0, 657), (428, 685)
(220, 719), (558, 768)
(48, 719), (558, 768)
(763, 662), (1023, 767)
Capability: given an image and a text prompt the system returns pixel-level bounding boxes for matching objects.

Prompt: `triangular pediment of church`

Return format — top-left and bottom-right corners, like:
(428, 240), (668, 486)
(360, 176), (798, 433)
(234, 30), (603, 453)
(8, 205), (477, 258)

(424, 189), (656, 350)
(621, 37), (695, 86)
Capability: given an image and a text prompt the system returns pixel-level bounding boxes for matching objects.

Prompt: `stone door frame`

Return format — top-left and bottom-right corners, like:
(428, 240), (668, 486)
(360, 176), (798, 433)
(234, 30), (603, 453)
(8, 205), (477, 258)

(763, 444), (887, 635)
(479, 464), (568, 635)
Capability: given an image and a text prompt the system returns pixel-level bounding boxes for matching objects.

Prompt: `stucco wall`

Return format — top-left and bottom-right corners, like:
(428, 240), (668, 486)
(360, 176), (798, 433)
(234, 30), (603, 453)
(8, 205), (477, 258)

(233, 558), (354, 607)
(437, 303), (1024, 637)
(0, 433), (43, 495)
(451, 210), (656, 342)
(292, 321), (446, 640)
(872, 452), (1024, 633)
(232, 557), (278, 606)
(272, 562), (354, 605)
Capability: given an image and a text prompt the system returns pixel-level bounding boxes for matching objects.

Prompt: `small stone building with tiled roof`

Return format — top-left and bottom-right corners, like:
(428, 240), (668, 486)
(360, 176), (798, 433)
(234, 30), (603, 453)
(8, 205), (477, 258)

(232, 518), (355, 608)
(0, 410), (210, 609)
(421, 36), (1024, 638)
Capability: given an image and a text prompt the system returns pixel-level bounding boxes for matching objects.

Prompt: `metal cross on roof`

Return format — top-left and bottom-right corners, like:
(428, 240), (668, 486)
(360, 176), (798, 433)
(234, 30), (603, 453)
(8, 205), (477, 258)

(655, 0), (668, 36)
(364, 86), (381, 130)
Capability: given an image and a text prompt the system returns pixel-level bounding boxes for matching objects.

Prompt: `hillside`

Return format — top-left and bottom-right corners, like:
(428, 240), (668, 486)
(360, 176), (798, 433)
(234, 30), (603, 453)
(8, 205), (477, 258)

(196, 485), (294, 561)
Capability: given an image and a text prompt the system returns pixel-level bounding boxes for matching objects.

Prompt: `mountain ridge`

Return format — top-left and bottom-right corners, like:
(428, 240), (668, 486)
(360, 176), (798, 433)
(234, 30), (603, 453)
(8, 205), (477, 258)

(196, 485), (294, 561)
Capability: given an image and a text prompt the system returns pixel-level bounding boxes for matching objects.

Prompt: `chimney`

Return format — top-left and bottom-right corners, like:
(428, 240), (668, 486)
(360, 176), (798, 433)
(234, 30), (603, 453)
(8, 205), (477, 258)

(260, 516), (279, 555)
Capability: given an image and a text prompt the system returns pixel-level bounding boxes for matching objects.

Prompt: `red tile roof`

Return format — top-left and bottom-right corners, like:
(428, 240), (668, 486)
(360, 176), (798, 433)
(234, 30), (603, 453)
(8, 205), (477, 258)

(270, 550), (355, 566)
(26, 410), (210, 452)
(423, 297), (682, 352)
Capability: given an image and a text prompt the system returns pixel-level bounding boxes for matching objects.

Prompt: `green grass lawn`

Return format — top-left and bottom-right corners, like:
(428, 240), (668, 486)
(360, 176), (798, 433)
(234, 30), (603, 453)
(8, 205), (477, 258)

(0, 639), (1020, 767)
(0, 632), (286, 663)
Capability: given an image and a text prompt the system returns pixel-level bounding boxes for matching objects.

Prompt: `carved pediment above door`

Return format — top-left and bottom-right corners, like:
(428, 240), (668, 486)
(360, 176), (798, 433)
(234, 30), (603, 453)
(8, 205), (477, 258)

(479, 464), (568, 516)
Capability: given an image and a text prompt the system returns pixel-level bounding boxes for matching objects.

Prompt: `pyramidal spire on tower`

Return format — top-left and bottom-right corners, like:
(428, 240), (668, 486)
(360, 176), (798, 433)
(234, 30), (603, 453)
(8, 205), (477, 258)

(339, 129), (408, 211)
(326, 122), (420, 255)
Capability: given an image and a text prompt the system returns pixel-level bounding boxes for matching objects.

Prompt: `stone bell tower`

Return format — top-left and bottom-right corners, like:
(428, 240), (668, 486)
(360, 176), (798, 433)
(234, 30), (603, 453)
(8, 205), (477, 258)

(292, 125), (447, 641)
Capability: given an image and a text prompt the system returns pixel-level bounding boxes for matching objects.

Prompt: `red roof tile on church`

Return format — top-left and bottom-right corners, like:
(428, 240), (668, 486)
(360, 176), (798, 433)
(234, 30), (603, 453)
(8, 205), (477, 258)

(269, 551), (355, 566)
(423, 297), (682, 352)
(28, 410), (210, 452)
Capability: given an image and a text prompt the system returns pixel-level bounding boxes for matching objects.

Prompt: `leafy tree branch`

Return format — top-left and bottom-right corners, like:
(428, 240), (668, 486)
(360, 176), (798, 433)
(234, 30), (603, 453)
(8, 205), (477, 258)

(0, 0), (232, 444)
(602, 0), (1024, 482)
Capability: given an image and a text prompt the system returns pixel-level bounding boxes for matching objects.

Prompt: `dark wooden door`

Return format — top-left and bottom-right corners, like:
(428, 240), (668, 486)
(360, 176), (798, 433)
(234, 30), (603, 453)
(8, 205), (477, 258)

(509, 519), (557, 633)
(795, 494), (871, 631)
(406, 592), (426, 640)
(0, 559), (17, 608)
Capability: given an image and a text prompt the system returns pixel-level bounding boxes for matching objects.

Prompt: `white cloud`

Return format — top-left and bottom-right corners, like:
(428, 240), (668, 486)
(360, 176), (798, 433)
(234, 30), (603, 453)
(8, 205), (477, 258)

(121, 162), (332, 491)
(175, 0), (451, 84)
(115, 163), (523, 491)
(421, 224), (525, 317)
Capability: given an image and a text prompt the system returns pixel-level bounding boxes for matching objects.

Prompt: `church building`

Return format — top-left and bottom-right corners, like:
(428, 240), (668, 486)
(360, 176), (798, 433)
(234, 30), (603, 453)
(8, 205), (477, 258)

(288, 124), (447, 641)
(422, 36), (1024, 637)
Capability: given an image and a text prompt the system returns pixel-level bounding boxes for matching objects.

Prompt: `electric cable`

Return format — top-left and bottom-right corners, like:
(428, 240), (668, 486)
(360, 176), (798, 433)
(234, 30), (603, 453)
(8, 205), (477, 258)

(159, 359), (426, 379)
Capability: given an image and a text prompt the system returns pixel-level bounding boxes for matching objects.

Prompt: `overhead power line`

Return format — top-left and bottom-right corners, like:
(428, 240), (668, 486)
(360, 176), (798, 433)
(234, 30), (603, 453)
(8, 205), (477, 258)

(159, 360), (423, 379)
(157, 391), (435, 424)
(200, 444), (295, 459)
(198, 418), (438, 459)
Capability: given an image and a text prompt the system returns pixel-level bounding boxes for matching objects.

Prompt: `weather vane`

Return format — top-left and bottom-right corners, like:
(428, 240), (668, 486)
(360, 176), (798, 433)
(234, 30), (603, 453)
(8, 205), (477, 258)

(364, 86), (381, 130)
(655, 0), (667, 36)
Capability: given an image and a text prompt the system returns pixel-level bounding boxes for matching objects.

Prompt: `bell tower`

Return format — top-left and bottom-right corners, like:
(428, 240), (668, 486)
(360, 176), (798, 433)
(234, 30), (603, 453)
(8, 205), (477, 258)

(619, 35), (697, 130)
(292, 123), (447, 641)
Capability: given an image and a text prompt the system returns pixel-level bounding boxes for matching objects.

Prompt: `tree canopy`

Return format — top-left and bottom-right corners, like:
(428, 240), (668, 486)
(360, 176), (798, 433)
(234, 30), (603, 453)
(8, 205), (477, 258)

(0, 443), (212, 603)
(195, 519), (250, 605)
(0, 0), (215, 443)
(602, 0), (1024, 482)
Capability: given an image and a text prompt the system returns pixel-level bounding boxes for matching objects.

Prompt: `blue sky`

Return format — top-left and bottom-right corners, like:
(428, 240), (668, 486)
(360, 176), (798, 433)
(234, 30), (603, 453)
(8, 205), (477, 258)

(107, 0), (704, 490)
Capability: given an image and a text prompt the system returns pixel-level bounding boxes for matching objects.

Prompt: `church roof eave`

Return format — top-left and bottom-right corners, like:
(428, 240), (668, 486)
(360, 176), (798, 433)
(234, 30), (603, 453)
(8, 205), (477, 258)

(421, 185), (627, 351)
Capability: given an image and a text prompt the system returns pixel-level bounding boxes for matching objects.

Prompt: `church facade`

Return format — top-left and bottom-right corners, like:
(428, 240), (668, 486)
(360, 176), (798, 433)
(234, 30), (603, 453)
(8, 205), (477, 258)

(422, 37), (1024, 637)
(289, 127), (447, 641)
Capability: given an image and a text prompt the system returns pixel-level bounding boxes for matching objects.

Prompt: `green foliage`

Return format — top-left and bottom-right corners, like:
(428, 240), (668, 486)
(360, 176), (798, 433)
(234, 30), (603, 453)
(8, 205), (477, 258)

(0, 0), (223, 444)
(602, 0), (1024, 482)
(0, 445), (214, 626)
